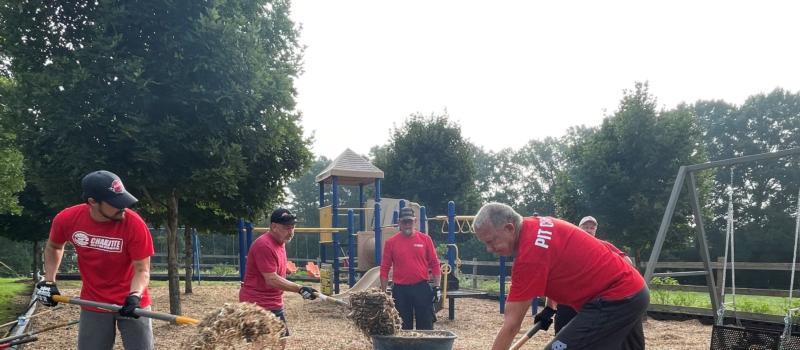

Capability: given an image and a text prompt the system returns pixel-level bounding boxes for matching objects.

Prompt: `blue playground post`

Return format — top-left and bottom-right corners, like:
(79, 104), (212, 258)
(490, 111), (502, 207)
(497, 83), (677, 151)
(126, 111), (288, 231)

(499, 256), (507, 313)
(238, 219), (246, 282)
(374, 202), (382, 265)
(359, 184), (366, 231)
(348, 209), (356, 287)
(192, 228), (200, 283)
(419, 206), (427, 233)
(333, 230), (340, 294)
(391, 210), (398, 225)
(399, 199), (405, 210)
(374, 179), (381, 202)
(246, 222), (254, 253)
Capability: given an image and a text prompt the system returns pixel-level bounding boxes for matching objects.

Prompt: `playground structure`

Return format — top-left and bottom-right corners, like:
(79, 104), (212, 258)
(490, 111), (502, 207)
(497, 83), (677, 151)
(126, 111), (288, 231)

(645, 147), (800, 348)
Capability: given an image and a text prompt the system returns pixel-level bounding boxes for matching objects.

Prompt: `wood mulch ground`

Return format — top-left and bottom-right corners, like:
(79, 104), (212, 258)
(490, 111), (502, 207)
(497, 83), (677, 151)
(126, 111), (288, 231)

(22, 282), (711, 349)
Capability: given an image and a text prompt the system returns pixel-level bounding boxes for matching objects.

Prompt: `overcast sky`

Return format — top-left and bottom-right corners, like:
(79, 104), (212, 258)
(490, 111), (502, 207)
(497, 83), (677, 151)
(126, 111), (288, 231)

(289, 1), (800, 160)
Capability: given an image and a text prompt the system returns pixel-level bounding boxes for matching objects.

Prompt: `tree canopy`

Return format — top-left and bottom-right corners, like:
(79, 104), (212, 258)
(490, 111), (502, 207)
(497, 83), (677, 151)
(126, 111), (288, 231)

(1, 0), (311, 313)
(373, 113), (479, 215)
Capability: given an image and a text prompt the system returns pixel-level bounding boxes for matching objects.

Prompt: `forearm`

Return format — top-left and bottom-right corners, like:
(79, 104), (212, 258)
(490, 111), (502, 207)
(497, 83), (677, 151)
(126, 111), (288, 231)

(546, 297), (558, 309)
(265, 274), (303, 293)
(43, 241), (64, 281)
(430, 274), (441, 287)
(380, 278), (388, 291)
(127, 258), (151, 296)
(130, 268), (150, 295)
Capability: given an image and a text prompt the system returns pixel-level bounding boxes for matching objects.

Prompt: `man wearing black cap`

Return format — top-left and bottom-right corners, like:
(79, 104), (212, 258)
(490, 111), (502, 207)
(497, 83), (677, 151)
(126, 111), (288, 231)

(379, 207), (441, 330)
(34, 170), (155, 349)
(239, 208), (319, 347)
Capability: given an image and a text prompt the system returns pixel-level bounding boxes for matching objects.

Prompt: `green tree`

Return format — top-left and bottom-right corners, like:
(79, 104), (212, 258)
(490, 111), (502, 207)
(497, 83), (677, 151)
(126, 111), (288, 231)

(0, 185), (56, 278)
(694, 89), (800, 273)
(0, 77), (24, 214)
(372, 113), (479, 216)
(558, 82), (704, 261)
(1, 0), (311, 313)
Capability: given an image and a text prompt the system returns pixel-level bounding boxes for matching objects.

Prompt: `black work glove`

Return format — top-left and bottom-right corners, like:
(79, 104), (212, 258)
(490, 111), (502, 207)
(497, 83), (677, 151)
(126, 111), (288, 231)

(432, 286), (442, 304)
(534, 306), (556, 331)
(119, 294), (141, 318)
(35, 281), (60, 307)
(298, 286), (318, 300)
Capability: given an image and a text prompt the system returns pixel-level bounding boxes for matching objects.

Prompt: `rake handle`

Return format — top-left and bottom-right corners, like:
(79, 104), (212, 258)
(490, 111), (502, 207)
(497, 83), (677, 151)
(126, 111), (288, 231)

(52, 295), (199, 325)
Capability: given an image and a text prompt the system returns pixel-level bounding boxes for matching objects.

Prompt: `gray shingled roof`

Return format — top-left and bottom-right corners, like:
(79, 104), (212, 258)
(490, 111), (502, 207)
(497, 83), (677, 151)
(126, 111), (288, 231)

(315, 148), (384, 185)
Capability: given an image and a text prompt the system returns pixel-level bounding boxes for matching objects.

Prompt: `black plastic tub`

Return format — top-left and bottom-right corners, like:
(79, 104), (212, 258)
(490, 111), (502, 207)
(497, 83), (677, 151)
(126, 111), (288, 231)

(372, 330), (457, 350)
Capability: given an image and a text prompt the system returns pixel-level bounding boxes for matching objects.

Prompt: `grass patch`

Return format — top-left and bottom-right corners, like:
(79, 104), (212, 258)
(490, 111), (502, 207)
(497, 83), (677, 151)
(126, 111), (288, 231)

(0, 278), (31, 322)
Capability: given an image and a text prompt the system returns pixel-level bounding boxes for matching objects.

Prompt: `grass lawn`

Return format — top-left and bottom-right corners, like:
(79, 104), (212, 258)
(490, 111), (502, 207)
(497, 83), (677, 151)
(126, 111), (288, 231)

(458, 275), (800, 316)
(0, 278), (31, 322)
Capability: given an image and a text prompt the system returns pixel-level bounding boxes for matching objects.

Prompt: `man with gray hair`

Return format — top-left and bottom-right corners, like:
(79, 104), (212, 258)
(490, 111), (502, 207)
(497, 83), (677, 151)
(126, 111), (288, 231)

(473, 203), (647, 350)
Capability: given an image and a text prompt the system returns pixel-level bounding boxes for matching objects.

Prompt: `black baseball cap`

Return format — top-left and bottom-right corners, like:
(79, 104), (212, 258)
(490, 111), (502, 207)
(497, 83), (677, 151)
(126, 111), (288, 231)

(81, 170), (138, 209)
(270, 208), (297, 225)
(399, 207), (415, 220)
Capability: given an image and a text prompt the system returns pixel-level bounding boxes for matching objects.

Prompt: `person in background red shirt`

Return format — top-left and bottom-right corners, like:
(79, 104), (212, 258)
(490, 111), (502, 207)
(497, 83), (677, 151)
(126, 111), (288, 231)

(380, 207), (441, 330)
(239, 208), (318, 349)
(35, 170), (155, 350)
(473, 203), (648, 350)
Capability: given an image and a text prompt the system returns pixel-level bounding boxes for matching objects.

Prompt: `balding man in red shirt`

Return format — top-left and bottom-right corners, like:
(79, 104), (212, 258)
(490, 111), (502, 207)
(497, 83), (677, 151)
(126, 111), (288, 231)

(474, 203), (648, 350)
(380, 207), (442, 330)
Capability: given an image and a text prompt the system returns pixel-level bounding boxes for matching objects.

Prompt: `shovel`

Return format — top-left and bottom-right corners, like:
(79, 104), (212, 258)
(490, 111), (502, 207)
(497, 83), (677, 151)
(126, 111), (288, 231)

(509, 320), (546, 350)
(52, 295), (200, 325)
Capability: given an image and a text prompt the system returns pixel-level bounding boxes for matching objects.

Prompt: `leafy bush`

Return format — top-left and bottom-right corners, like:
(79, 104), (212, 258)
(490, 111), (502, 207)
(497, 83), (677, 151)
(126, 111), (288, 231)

(650, 276), (680, 286)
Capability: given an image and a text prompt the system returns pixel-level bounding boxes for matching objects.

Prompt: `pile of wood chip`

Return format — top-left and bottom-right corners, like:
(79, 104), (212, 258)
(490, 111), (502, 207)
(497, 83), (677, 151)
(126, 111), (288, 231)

(182, 302), (285, 350)
(348, 288), (401, 337)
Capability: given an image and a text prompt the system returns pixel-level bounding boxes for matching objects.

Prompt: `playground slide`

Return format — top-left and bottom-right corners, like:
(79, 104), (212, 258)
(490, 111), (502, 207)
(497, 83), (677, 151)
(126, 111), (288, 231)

(331, 266), (381, 299)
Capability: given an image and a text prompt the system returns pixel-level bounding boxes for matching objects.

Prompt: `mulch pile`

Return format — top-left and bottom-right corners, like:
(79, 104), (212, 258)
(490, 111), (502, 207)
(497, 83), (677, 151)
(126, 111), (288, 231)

(347, 288), (401, 337)
(182, 302), (285, 350)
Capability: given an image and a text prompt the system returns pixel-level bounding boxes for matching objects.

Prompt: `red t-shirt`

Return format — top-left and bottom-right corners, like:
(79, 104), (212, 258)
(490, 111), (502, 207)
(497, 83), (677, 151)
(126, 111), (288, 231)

(239, 233), (287, 310)
(49, 204), (154, 312)
(380, 231), (441, 285)
(507, 217), (645, 310)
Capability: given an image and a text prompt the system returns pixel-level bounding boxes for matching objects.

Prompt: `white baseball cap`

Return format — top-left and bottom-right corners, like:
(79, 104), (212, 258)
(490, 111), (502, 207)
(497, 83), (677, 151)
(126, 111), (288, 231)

(579, 216), (597, 226)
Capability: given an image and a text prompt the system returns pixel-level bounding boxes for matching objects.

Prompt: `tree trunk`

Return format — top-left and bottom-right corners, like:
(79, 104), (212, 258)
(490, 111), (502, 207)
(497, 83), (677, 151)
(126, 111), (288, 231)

(32, 240), (42, 281)
(166, 191), (181, 315)
(184, 225), (193, 294)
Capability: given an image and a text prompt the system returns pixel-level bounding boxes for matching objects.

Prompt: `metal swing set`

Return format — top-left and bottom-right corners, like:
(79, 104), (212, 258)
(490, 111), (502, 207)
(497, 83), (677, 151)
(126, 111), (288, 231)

(644, 147), (800, 350)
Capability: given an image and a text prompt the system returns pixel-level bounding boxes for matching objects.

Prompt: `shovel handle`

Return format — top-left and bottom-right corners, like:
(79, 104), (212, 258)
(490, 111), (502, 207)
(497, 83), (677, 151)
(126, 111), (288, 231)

(315, 293), (349, 307)
(52, 295), (199, 325)
(509, 322), (543, 350)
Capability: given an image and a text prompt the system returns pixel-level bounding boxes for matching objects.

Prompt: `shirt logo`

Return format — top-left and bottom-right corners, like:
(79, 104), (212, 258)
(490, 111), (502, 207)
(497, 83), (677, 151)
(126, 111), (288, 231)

(71, 231), (123, 252)
(413, 243), (424, 248)
(535, 228), (553, 249)
(551, 340), (567, 350)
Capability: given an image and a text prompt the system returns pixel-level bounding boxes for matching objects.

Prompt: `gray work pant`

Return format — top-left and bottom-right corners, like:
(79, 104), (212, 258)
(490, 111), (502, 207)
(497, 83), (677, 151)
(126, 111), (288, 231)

(77, 307), (154, 350)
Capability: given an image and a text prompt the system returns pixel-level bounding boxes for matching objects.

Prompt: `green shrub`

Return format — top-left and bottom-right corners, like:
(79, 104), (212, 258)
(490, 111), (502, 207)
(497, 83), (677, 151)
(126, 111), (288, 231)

(650, 276), (680, 286)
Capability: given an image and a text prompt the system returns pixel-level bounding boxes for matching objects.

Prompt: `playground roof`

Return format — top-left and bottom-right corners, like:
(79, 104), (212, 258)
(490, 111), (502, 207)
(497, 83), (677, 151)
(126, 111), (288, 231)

(315, 148), (384, 185)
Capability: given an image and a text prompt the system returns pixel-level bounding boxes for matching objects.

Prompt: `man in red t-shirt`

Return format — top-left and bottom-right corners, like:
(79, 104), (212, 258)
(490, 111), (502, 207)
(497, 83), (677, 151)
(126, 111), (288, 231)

(239, 208), (319, 348)
(473, 203), (648, 350)
(380, 207), (441, 330)
(35, 170), (155, 350)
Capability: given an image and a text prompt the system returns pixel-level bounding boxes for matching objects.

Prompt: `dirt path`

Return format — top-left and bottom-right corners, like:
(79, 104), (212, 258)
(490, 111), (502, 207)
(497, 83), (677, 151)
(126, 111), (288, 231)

(24, 283), (711, 349)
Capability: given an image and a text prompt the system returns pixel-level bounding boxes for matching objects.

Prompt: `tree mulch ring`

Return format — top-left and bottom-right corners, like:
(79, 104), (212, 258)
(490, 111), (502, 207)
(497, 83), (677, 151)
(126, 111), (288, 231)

(182, 302), (285, 350)
(347, 288), (401, 337)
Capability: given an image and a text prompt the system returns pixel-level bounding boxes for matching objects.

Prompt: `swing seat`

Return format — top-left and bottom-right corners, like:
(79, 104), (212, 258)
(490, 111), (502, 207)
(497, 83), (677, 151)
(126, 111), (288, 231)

(710, 324), (800, 350)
